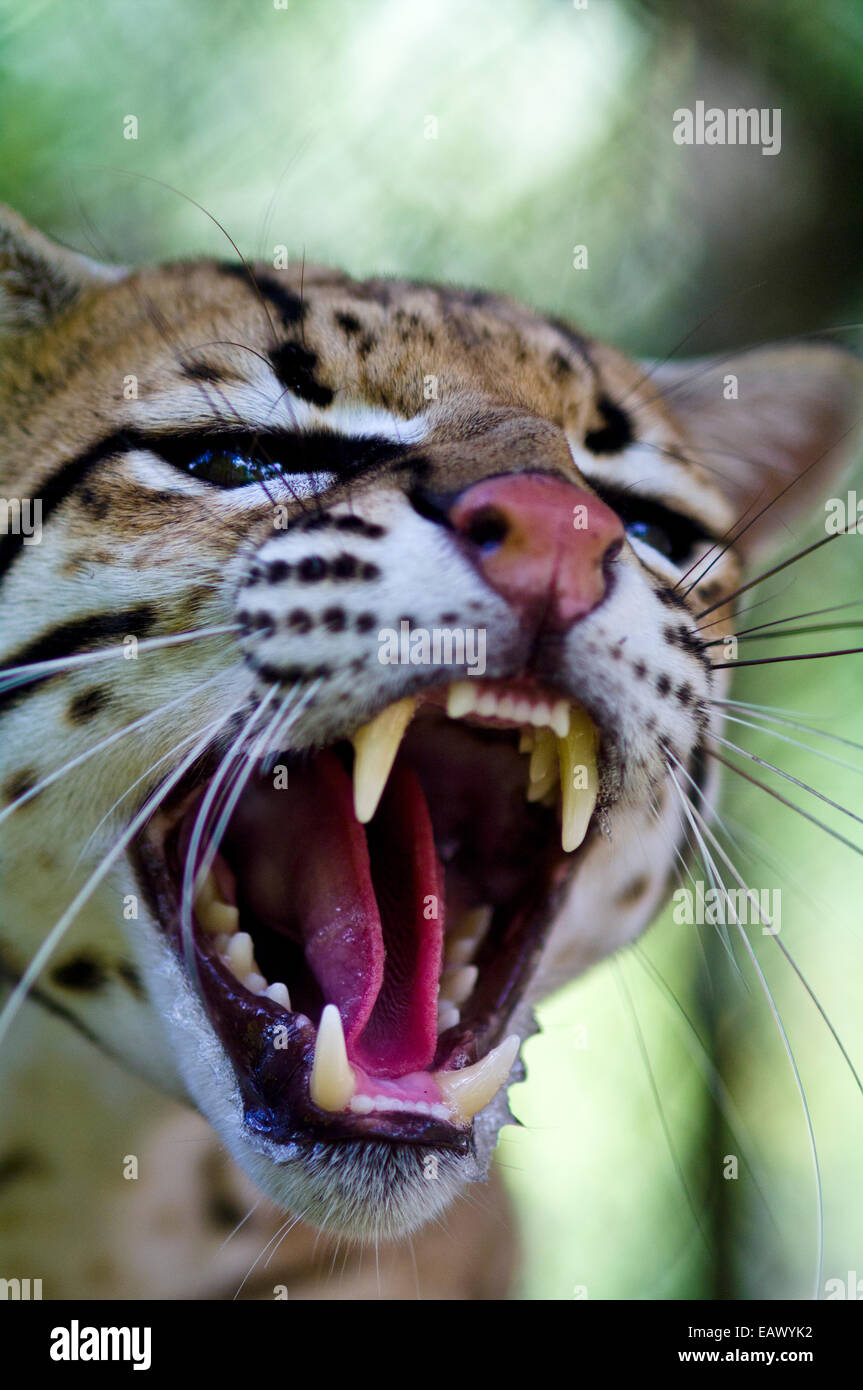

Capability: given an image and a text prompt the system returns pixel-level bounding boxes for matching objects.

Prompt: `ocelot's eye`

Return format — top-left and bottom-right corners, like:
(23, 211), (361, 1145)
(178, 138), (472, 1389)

(584, 482), (716, 566)
(184, 448), (282, 489)
(625, 518), (675, 560)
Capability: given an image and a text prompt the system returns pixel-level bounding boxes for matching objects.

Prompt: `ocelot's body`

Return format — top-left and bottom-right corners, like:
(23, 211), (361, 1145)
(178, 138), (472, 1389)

(0, 205), (858, 1298)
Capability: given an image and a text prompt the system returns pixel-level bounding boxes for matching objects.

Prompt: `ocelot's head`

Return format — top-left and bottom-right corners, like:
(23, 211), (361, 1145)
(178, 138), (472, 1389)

(0, 206), (859, 1238)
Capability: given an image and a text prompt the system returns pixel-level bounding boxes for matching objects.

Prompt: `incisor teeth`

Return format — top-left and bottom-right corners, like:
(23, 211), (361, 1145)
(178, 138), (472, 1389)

(435, 1035), (520, 1124)
(245, 972), (268, 994)
(440, 964), (478, 1006)
(557, 708), (598, 853)
(310, 1004), (356, 1112)
(199, 901), (239, 936)
(264, 982), (291, 1009)
(549, 699), (571, 739)
(351, 697), (417, 823)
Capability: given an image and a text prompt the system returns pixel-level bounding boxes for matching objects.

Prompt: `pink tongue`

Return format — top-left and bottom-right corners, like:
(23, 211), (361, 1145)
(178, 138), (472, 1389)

(247, 751), (444, 1077)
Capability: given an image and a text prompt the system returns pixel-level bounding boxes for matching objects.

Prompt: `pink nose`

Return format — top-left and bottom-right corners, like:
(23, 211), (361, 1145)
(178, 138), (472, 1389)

(449, 473), (624, 628)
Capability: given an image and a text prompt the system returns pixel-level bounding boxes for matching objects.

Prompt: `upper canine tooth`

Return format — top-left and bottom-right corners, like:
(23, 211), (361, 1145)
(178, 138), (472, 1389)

(351, 696), (416, 823)
(199, 900), (239, 936)
(435, 1034), (520, 1124)
(440, 964), (478, 1005)
(310, 1004), (356, 1112)
(446, 682), (478, 719)
(557, 708), (598, 853)
(193, 870), (218, 909)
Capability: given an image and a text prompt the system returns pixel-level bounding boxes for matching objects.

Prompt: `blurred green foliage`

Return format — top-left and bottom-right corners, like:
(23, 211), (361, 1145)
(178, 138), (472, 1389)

(2, 0), (862, 1299)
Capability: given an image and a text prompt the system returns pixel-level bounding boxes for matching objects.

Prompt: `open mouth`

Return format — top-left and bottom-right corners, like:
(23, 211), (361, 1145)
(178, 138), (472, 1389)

(134, 680), (601, 1153)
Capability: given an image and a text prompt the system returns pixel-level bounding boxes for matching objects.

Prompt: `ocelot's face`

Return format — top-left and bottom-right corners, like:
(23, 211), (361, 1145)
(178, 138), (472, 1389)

(1, 222), (856, 1238)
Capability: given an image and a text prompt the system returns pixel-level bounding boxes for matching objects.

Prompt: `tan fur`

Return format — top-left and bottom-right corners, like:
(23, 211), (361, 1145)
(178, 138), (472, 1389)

(1, 207), (859, 1298)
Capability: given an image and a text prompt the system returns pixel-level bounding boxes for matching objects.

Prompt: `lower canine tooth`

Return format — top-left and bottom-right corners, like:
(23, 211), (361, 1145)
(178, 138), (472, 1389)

(351, 696), (416, 823)
(446, 906), (491, 964)
(528, 727), (558, 785)
(518, 726), (535, 754)
(557, 709), (598, 853)
(440, 964), (478, 1005)
(437, 1001), (460, 1032)
(435, 1035), (520, 1124)
(310, 1004), (356, 1112)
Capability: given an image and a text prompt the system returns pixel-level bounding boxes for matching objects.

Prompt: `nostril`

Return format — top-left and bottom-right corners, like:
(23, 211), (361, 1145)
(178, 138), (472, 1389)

(463, 506), (509, 551)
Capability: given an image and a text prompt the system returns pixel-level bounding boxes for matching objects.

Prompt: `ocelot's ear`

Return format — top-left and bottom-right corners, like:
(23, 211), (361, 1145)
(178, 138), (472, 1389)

(650, 343), (863, 561)
(0, 203), (125, 336)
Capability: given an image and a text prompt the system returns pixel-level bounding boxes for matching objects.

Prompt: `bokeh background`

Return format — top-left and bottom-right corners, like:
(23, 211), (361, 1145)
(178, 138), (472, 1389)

(2, 0), (862, 1298)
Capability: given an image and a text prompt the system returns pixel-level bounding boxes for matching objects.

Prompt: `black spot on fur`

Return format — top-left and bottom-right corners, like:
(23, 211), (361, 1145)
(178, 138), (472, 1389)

(334, 515), (385, 539)
(615, 875), (650, 909)
(0, 606), (156, 715)
(53, 955), (108, 991)
(360, 562), (381, 581)
(335, 311), (362, 335)
(331, 554), (358, 580)
(584, 396), (634, 455)
(118, 961), (145, 997)
(287, 609), (313, 633)
(633, 661), (647, 680)
(676, 682), (693, 706)
(267, 560), (292, 582)
(0, 1147), (46, 1189)
(355, 612), (376, 633)
(656, 586), (690, 612)
(269, 342), (334, 407)
(2, 768), (38, 805)
(549, 351), (573, 380)
(323, 607), (347, 632)
(298, 556), (328, 582)
(656, 673), (672, 697)
(180, 361), (225, 384)
(221, 265), (306, 326)
(67, 686), (109, 723)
